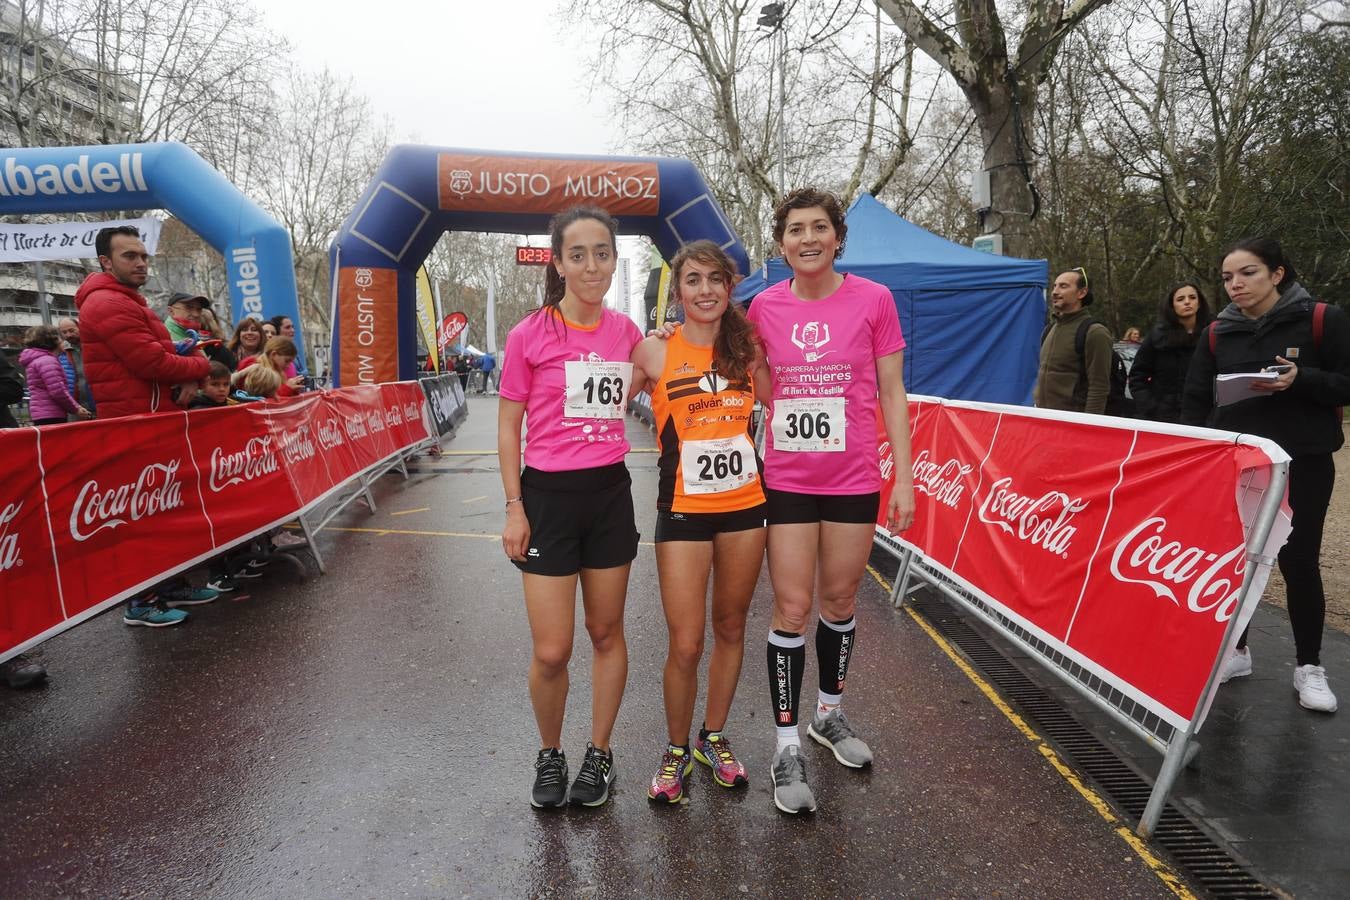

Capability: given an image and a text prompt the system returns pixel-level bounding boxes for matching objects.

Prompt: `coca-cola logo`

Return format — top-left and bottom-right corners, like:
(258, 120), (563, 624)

(912, 450), (973, 509)
(878, 441), (895, 483)
(317, 417), (345, 451)
(403, 400), (420, 423)
(1110, 517), (1246, 622)
(0, 501), (21, 572)
(209, 436), (279, 492)
(70, 461), (183, 542)
(344, 414), (368, 440)
(366, 411), (385, 433)
(977, 475), (1087, 558)
(276, 426), (317, 465)
(384, 406), (402, 427)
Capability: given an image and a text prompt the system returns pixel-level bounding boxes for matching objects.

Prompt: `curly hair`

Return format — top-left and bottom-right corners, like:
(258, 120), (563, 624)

(772, 187), (847, 260)
(22, 324), (62, 351)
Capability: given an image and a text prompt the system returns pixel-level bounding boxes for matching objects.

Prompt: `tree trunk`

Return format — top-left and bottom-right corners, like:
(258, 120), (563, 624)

(972, 86), (1036, 259)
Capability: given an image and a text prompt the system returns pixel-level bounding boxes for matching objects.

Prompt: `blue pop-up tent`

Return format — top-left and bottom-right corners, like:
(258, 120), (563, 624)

(734, 194), (1047, 404)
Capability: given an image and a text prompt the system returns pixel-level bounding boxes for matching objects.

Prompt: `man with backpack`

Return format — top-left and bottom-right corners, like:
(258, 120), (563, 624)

(1035, 268), (1125, 415)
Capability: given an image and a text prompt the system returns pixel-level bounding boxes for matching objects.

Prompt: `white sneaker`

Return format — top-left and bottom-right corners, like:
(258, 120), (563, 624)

(1293, 665), (1338, 713)
(1219, 647), (1252, 683)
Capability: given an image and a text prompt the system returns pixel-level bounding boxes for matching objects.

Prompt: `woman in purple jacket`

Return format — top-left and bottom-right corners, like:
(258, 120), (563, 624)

(19, 325), (91, 425)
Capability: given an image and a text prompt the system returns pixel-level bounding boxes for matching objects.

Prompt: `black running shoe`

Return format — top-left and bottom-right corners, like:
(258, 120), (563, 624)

(569, 743), (615, 807)
(531, 748), (568, 808)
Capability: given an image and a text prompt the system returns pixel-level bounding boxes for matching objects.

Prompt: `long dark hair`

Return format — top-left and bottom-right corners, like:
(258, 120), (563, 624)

(540, 205), (620, 313)
(1158, 280), (1213, 347)
(1223, 237), (1299, 293)
(667, 240), (756, 386)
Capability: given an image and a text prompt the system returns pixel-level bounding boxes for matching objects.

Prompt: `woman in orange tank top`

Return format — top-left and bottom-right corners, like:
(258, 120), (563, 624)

(629, 240), (767, 802)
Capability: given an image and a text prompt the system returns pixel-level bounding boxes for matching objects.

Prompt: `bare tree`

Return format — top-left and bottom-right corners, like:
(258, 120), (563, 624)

(1077, 0), (1305, 276)
(569, 0), (919, 265)
(254, 65), (390, 344)
(876, 0), (1112, 257)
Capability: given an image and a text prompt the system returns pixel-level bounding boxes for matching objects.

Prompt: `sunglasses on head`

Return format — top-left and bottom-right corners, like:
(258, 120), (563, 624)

(1072, 267), (1090, 290)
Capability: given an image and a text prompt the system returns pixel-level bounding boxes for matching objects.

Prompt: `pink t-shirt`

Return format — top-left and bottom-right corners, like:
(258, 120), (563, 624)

(500, 307), (644, 472)
(748, 274), (905, 494)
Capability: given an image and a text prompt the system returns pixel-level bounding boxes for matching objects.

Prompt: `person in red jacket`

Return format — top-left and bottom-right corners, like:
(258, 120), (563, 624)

(74, 226), (217, 627)
(75, 226), (210, 419)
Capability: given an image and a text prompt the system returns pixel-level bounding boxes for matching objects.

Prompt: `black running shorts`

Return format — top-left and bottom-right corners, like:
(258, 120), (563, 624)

(655, 503), (768, 543)
(764, 488), (881, 525)
(513, 463), (640, 576)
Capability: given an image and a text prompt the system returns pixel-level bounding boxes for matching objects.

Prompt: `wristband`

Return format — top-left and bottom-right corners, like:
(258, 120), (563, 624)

(505, 496), (523, 508)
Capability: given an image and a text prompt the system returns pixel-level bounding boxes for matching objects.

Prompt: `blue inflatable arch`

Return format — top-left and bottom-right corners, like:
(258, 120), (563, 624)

(0, 142), (301, 356)
(328, 146), (747, 386)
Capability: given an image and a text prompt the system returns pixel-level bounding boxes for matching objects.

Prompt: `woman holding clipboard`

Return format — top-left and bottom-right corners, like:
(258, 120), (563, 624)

(1183, 237), (1350, 713)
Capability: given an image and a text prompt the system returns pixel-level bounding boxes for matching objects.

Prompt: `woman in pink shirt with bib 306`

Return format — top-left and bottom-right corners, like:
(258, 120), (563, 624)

(498, 205), (642, 810)
(747, 187), (916, 815)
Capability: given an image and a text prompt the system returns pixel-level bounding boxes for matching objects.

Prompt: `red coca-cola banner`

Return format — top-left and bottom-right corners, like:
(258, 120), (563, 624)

(1, 382), (432, 661)
(879, 399), (1291, 729)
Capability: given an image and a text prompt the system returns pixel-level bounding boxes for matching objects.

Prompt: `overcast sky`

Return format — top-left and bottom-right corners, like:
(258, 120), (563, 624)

(261, 2), (623, 156)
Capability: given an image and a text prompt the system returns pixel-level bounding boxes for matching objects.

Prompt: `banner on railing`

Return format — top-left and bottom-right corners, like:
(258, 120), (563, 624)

(878, 397), (1291, 730)
(419, 373), (467, 439)
(1, 381), (431, 662)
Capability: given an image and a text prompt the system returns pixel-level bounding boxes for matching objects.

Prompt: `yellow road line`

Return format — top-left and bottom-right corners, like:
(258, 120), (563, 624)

(320, 526), (497, 540)
(864, 564), (1196, 900)
(389, 507), (430, 517)
(462, 495), (487, 504)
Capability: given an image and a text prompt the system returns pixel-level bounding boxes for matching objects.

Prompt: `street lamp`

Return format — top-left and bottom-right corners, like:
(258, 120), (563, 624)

(758, 3), (787, 197)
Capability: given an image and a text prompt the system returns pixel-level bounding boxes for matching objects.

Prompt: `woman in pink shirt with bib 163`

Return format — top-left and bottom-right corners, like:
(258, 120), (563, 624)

(497, 205), (643, 810)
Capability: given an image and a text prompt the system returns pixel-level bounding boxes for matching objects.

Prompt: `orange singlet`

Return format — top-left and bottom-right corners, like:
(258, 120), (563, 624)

(651, 326), (765, 514)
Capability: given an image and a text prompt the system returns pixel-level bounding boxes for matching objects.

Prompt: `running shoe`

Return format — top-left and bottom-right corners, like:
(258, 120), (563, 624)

(1294, 665), (1338, 713)
(770, 745), (816, 814)
(1, 653), (48, 688)
(648, 745), (692, 803)
(271, 531), (308, 549)
(122, 603), (188, 627)
(1220, 647), (1252, 683)
(160, 586), (221, 608)
(531, 748), (568, 808)
(569, 743), (615, 807)
(693, 733), (747, 788)
(207, 575), (237, 593)
(808, 709), (874, 768)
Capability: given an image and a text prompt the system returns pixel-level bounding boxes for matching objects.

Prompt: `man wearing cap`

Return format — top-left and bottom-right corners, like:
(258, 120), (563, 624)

(1034, 268), (1113, 414)
(165, 292), (237, 371)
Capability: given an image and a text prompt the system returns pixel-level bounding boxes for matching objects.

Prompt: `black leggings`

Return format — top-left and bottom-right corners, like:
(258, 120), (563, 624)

(1238, 453), (1333, 666)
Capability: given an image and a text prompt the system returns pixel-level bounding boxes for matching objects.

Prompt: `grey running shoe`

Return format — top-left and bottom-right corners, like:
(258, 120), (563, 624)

(569, 743), (616, 807)
(770, 745), (816, 814)
(808, 709), (874, 768)
(531, 748), (568, 808)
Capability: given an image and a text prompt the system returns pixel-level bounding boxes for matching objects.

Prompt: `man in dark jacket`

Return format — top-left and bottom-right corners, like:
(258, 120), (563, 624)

(1034, 268), (1113, 413)
(75, 226), (209, 419)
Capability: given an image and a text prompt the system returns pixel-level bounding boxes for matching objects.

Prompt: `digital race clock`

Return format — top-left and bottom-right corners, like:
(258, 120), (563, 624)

(515, 246), (553, 266)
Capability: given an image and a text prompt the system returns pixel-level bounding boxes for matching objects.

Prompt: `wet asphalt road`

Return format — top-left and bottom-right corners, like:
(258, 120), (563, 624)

(1, 396), (1182, 898)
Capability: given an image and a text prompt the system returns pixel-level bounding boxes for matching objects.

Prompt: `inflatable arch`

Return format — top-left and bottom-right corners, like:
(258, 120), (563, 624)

(328, 146), (748, 386)
(0, 143), (302, 357)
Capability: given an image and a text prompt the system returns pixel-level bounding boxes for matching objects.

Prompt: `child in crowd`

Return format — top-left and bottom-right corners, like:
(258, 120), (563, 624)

(241, 364), (284, 400)
(189, 361), (236, 409)
(237, 337), (304, 397)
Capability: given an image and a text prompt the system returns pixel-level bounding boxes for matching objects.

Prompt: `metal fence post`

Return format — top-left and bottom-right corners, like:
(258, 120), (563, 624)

(1137, 458), (1289, 838)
